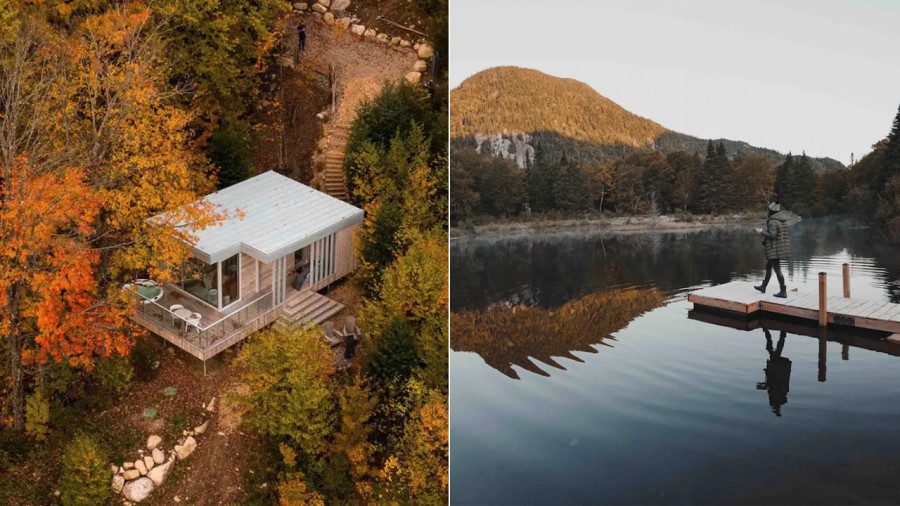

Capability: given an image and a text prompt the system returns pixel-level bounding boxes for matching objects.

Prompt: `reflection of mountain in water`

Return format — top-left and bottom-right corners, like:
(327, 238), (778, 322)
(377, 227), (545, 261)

(452, 287), (665, 379)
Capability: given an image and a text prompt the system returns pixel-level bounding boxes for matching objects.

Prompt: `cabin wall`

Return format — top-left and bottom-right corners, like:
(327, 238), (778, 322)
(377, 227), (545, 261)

(307, 223), (359, 292)
(240, 253), (256, 298)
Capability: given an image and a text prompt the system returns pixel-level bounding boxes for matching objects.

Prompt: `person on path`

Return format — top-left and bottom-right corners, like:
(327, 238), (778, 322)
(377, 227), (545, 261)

(754, 201), (791, 298)
(298, 24), (306, 53)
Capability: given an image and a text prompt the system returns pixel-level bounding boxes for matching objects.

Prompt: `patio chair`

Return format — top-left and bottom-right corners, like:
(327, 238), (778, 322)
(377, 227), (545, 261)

(322, 321), (342, 347)
(185, 312), (202, 334)
(343, 316), (361, 337)
(169, 304), (184, 312)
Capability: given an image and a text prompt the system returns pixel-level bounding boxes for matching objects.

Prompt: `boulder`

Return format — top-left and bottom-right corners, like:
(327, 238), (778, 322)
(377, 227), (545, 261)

(152, 448), (165, 465)
(276, 57), (295, 69)
(417, 43), (434, 59)
(391, 36), (401, 45)
(123, 469), (141, 480)
(319, 0), (330, 6)
(323, 12), (334, 25)
(123, 461), (134, 470)
(174, 436), (197, 460)
(399, 39), (411, 48)
(194, 420), (208, 436)
(112, 475), (125, 494)
(311, 3), (327, 14)
(147, 458), (174, 486)
(122, 477), (154, 503)
(350, 24), (365, 36)
(146, 435), (161, 450)
(134, 459), (147, 475)
(143, 456), (155, 471)
(363, 29), (376, 39)
(293, 2), (307, 10)
(413, 60), (427, 72)
(332, 0), (350, 10)
(337, 17), (351, 29)
(404, 71), (422, 84)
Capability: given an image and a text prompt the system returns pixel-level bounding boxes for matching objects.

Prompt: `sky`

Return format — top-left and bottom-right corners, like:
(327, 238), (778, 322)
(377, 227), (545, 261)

(450, 0), (900, 165)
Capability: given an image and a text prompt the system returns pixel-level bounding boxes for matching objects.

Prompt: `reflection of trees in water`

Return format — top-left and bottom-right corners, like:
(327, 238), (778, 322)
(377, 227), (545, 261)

(451, 287), (665, 379)
(451, 216), (900, 309)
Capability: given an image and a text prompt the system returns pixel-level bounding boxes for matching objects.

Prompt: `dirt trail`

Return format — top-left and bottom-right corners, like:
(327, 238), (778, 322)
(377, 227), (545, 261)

(295, 20), (418, 200)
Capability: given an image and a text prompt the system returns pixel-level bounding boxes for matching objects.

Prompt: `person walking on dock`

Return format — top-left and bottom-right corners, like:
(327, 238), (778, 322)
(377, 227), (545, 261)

(754, 201), (791, 298)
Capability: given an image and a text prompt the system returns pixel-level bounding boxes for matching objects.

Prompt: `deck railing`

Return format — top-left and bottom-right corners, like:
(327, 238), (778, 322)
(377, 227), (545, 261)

(132, 286), (276, 350)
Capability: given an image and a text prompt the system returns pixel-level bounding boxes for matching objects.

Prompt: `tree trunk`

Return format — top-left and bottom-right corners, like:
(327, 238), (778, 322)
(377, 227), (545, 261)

(5, 283), (25, 430)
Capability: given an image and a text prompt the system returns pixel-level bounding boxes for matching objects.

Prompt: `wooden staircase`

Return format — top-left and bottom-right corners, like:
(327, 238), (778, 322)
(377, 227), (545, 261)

(322, 122), (351, 201)
(277, 290), (345, 328)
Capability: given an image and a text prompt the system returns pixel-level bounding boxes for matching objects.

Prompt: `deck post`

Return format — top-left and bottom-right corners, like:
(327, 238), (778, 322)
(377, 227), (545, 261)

(842, 343), (849, 361)
(842, 263), (850, 298)
(818, 328), (827, 383)
(818, 272), (827, 327)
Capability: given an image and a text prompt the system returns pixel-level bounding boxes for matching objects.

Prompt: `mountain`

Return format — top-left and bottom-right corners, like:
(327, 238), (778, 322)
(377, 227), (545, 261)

(450, 66), (844, 171)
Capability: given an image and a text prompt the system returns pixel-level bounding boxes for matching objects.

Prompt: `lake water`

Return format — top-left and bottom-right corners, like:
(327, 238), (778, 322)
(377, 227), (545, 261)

(450, 216), (900, 505)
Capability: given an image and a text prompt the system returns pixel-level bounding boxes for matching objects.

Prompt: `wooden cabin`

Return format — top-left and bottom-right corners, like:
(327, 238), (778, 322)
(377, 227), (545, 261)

(131, 171), (363, 363)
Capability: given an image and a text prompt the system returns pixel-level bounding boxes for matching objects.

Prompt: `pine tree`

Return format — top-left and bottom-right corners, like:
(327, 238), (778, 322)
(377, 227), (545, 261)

(696, 140), (718, 213)
(775, 153), (794, 206)
(883, 103), (900, 184)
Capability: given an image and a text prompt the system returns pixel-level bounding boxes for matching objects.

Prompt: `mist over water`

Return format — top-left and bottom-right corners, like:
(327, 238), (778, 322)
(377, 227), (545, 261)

(450, 216), (900, 505)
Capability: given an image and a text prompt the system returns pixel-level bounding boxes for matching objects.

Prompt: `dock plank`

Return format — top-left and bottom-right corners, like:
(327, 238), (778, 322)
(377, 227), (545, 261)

(688, 280), (900, 333)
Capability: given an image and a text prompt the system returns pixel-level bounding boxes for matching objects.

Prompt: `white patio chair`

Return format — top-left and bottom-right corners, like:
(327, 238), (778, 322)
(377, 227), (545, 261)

(322, 321), (341, 347)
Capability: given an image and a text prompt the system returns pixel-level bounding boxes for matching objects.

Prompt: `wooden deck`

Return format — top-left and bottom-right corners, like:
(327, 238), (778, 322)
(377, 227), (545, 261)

(688, 281), (900, 333)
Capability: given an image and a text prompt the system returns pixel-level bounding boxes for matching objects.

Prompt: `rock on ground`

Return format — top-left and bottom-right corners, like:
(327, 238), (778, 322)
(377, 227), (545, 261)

(152, 448), (165, 465)
(194, 420), (209, 435)
(293, 2), (307, 10)
(350, 24), (365, 36)
(134, 459), (148, 475)
(331, 0), (350, 10)
(147, 458), (174, 486)
(405, 71), (422, 84)
(337, 17), (351, 29)
(205, 397), (216, 412)
(123, 469), (141, 480)
(413, 60), (427, 72)
(324, 12), (334, 25)
(311, 3), (327, 13)
(143, 456), (155, 471)
(319, 0), (330, 7)
(363, 29), (376, 39)
(112, 475), (125, 494)
(122, 477), (155, 503)
(391, 36), (401, 45)
(123, 461), (134, 470)
(175, 436), (197, 460)
(399, 39), (412, 48)
(417, 44), (434, 59)
(146, 435), (161, 450)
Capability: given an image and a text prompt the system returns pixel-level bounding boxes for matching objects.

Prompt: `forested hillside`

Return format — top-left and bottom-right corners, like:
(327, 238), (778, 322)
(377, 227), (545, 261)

(450, 66), (842, 171)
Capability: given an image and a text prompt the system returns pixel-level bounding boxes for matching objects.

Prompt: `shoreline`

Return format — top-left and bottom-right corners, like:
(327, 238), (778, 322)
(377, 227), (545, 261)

(450, 214), (764, 240)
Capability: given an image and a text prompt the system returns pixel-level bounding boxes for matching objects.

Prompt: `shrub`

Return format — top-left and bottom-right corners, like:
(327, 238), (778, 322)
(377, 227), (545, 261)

(130, 336), (159, 381)
(0, 429), (33, 471)
(208, 119), (254, 189)
(234, 321), (336, 458)
(58, 433), (112, 506)
(365, 319), (421, 388)
(24, 389), (50, 442)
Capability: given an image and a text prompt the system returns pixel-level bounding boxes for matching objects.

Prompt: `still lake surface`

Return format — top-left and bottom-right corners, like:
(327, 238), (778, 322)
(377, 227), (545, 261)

(450, 216), (900, 505)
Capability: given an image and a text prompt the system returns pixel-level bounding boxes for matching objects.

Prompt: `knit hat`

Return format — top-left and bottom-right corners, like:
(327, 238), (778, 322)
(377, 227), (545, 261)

(768, 202), (781, 212)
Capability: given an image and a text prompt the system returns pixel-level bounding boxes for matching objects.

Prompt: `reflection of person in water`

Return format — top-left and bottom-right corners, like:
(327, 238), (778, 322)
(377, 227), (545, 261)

(756, 328), (791, 416)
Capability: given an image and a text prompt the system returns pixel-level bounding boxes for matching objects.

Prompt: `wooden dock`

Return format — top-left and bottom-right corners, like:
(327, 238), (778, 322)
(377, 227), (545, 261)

(688, 280), (900, 334)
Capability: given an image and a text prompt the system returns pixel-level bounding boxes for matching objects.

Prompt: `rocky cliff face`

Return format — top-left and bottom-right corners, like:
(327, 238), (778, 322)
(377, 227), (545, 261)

(474, 131), (535, 169)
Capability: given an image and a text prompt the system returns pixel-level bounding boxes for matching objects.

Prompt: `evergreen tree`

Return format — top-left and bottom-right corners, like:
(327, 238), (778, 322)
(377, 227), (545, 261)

(552, 157), (592, 211)
(526, 146), (558, 212)
(883, 103), (900, 185)
(775, 153), (794, 205)
(696, 140), (720, 213)
(208, 119), (253, 189)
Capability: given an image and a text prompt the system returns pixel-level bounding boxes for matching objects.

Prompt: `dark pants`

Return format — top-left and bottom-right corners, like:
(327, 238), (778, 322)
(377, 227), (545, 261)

(299, 35), (306, 52)
(762, 259), (786, 291)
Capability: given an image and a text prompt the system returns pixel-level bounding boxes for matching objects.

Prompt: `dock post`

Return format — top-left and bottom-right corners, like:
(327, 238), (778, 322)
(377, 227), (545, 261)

(818, 272), (827, 327)
(842, 343), (849, 361)
(842, 263), (850, 298)
(818, 329), (827, 383)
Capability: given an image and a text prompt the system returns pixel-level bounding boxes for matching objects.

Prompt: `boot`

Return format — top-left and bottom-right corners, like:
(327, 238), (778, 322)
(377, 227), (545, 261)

(773, 286), (787, 298)
(754, 284), (766, 293)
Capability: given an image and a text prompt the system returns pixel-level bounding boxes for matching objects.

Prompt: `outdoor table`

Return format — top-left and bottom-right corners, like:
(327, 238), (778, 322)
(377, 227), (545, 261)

(172, 307), (193, 335)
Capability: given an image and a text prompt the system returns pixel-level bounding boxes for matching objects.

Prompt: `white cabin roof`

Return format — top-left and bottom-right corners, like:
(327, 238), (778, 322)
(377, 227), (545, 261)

(181, 171), (363, 264)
